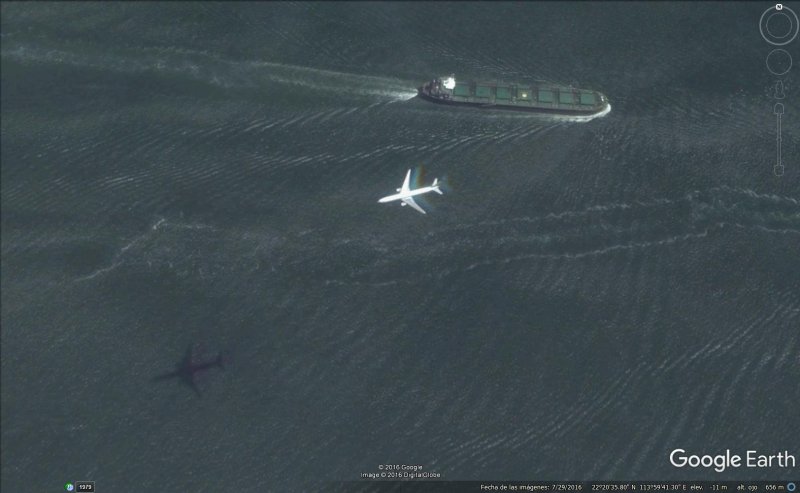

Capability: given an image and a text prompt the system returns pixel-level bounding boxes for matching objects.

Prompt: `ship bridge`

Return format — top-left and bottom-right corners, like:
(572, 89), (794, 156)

(442, 76), (456, 90)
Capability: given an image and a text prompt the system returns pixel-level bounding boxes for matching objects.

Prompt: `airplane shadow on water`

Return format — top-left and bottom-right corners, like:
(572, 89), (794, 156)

(152, 344), (229, 396)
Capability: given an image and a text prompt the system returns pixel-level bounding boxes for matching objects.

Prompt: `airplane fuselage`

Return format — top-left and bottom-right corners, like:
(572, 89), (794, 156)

(378, 185), (440, 203)
(158, 358), (221, 380)
(187, 359), (222, 374)
(378, 169), (443, 214)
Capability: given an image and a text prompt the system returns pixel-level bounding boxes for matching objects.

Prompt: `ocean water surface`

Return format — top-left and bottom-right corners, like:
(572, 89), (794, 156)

(2, 2), (799, 491)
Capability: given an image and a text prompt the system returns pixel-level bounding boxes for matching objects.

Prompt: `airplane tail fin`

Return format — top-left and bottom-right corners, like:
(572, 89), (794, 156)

(432, 178), (443, 195)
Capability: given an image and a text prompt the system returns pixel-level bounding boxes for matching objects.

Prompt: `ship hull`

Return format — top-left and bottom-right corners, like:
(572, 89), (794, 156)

(417, 88), (604, 115)
(416, 76), (610, 117)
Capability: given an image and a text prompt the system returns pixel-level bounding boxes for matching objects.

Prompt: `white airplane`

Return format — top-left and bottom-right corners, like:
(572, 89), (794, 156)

(378, 169), (443, 214)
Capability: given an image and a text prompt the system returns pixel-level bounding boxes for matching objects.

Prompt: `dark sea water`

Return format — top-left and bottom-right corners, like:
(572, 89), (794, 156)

(2, 2), (799, 491)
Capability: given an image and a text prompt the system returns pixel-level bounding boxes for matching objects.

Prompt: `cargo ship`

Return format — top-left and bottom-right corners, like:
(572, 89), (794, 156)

(417, 75), (610, 116)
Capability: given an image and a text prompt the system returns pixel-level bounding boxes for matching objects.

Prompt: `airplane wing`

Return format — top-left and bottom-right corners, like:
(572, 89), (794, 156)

(402, 196), (426, 214)
(401, 169), (412, 193)
(182, 344), (197, 367)
(190, 343), (203, 365)
(189, 374), (204, 397)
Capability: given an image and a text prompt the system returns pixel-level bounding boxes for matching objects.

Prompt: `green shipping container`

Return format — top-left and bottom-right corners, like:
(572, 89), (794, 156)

(580, 92), (596, 105)
(453, 84), (471, 97)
